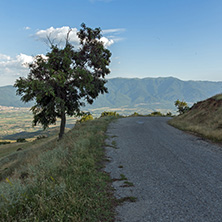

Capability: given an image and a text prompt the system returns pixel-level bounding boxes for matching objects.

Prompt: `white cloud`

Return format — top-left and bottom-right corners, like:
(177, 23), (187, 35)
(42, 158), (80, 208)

(0, 54), (11, 61)
(24, 26), (31, 30)
(102, 28), (125, 44)
(0, 53), (52, 86)
(35, 26), (79, 46)
(0, 53), (45, 85)
(0, 25), (125, 85)
(16, 54), (34, 67)
(102, 28), (125, 34)
(0, 54), (34, 69)
(100, 37), (114, 47)
(34, 26), (124, 48)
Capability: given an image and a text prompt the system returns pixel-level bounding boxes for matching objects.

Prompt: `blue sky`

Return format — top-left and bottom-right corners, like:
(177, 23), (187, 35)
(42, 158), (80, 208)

(0, 0), (222, 86)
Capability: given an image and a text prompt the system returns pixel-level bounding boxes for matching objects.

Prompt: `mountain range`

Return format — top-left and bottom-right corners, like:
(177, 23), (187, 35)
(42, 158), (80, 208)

(1, 77), (222, 113)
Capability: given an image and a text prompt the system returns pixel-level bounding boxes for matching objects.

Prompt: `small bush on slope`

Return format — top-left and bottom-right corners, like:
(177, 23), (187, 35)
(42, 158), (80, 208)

(77, 113), (94, 123)
(100, 111), (119, 117)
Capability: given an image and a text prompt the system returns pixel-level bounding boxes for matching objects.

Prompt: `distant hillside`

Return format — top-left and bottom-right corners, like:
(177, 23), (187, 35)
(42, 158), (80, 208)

(169, 94), (222, 141)
(90, 77), (222, 107)
(86, 77), (222, 113)
(1, 77), (222, 112)
(0, 85), (33, 107)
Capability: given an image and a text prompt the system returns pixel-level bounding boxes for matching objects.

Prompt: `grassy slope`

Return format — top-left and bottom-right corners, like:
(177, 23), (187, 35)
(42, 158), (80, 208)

(0, 135), (59, 181)
(169, 94), (222, 142)
(0, 117), (116, 221)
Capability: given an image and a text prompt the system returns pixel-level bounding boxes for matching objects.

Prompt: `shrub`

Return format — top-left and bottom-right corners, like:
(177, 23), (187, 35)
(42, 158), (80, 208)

(149, 111), (164, 116)
(16, 138), (27, 143)
(166, 112), (173, 117)
(129, 112), (145, 117)
(100, 111), (119, 118)
(175, 99), (189, 115)
(0, 142), (11, 145)
(78, 114), (94, 123)
(131, 112), (140, 116)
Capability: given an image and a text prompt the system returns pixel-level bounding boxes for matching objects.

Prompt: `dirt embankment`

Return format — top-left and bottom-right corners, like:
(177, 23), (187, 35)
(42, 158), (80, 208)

(169, 94), (222, 141)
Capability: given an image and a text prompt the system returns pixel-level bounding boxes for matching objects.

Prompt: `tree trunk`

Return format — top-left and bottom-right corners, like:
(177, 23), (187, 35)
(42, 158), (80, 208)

(59, 110), (66, 140)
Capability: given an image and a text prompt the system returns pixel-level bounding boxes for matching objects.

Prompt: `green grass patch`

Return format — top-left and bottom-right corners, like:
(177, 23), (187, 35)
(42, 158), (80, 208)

(105, 140), (118, 149)
(212, 94), (222, 101)
(111, 140), (117, 147)
(120, 173), (128, 181)
(121, 181), (134, 187)
(118, 196), (137, 204)
(0, 116), (117, 221)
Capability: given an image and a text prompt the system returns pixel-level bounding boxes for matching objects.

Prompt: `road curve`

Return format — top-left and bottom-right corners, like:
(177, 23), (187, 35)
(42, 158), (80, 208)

(105, 117), (222, 222)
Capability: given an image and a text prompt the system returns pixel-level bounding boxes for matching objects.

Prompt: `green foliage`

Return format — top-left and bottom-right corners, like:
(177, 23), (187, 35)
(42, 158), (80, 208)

(149, 111), (164, 116)
(122, 181), (134, 187)
(78, 114), (94, 123)
(16, 138), (27, 143)
(166, 112), (173, 117)
(100, 111), (119, 117)
(14, 23), (111, 139)
(118, 196), (137, 204)
(175, 99), (189, 115)
(119, 173), (128, 181)
(0, 142), (11, 145)
(130, 111), (165, 117)
(0, 117), (116, 221)
(131, 112), (140, 116)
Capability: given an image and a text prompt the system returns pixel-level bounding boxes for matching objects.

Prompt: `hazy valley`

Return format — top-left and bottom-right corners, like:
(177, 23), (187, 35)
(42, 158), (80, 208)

(1, 76), (222, 140)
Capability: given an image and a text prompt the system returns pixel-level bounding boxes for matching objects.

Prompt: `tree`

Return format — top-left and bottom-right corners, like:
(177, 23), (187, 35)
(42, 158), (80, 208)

(14, 23), (112, 139)
(174, 99), (189, 115)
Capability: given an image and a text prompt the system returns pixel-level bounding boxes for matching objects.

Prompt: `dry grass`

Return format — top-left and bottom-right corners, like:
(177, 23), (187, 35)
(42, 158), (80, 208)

(169, 94), (222, 142)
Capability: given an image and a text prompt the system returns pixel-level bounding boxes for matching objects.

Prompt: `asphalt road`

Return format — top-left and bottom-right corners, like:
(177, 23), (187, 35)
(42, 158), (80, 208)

(105, 117), (222, 222)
